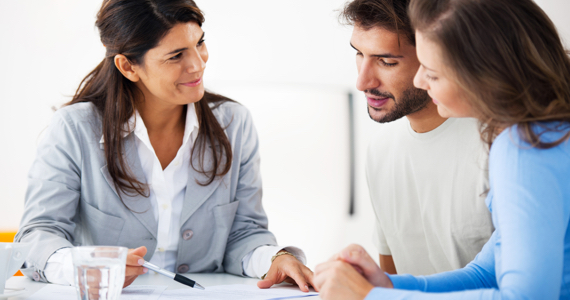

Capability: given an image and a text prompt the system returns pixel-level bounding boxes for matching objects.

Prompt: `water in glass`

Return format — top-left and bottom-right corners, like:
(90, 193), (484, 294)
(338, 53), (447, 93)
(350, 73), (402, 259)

(71, 247), (127, 300)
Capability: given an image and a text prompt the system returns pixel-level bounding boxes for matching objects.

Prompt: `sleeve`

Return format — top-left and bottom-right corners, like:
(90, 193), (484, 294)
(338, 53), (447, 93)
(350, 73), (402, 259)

(362, 129), (567, 299)
(386, 231), (497, 292)
(14, 110), (82, 282)
(44, 248), (75, 285)
(363, 233), (498, 299)
(373, 220), (391, 256)
(484, 131), (565, 299)
(222, 106), (278, 275)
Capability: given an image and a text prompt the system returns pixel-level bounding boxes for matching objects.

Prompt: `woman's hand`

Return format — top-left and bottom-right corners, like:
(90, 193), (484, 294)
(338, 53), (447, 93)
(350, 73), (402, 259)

(123, 246), (148, 288)
(314, 260), (374, 300)
(313, 244), (393, 300)
(257, 252), (316, 292)
(330, 244), (392, 288)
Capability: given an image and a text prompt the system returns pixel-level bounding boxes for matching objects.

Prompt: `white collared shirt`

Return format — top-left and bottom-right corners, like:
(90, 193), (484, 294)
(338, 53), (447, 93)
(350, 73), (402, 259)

(134, 104), (197, 271)
(44, 104), (305, 285)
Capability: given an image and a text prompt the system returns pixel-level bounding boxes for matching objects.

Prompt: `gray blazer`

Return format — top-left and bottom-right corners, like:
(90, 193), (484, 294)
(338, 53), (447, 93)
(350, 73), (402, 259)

(15, 101), (277, 282)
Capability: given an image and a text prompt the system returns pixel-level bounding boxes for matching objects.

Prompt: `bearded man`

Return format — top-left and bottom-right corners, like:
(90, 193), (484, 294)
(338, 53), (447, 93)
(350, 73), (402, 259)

(346, 0), (493, 275)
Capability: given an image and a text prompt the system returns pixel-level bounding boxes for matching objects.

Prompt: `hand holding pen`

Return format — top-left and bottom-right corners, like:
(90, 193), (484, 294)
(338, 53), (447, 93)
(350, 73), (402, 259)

(124, 246), (149, 288)
(141, 261), (205, 290)
(124, 246), (205, 289)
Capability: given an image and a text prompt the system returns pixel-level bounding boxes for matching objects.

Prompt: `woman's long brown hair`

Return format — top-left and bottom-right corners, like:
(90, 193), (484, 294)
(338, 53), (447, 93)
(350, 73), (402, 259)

(409, 0), (570, 148)
(67, 0), (233, 201)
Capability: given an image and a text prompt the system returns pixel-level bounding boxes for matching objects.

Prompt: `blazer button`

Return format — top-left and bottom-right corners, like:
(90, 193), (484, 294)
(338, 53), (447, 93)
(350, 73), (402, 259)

(182, 230), (194, 241)
(177, 264), (189, 273)
(32, 272), (40, 281)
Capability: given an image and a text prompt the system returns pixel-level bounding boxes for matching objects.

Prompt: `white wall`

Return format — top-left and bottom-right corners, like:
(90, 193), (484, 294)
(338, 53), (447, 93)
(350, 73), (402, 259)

(536, 0), (570, 47)
(0, 1), (105, 231)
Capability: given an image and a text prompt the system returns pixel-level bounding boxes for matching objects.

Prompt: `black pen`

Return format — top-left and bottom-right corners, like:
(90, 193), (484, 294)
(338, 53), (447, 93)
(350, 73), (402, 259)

(142, 261), (205, 290)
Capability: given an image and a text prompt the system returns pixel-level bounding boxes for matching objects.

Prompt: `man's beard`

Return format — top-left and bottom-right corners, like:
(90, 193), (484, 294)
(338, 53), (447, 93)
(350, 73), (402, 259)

(367, 86), (430, 123)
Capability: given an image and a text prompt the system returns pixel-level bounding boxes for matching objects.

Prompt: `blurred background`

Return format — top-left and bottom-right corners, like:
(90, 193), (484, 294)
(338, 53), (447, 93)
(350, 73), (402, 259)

(0, 0), (568, 270)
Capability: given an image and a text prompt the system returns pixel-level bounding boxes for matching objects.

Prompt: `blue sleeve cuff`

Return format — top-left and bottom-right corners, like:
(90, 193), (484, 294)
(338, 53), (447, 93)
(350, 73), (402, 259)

(363, 274), (426, 299)
(388, 273), (425, 291)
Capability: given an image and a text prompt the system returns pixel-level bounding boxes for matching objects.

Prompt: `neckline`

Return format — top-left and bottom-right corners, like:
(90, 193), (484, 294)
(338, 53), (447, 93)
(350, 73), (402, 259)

(406, 117), (456, 140)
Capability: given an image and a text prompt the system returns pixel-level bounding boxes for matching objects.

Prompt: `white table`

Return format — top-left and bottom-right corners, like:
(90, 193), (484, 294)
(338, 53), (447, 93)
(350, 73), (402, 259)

(4, 273), (321, 299)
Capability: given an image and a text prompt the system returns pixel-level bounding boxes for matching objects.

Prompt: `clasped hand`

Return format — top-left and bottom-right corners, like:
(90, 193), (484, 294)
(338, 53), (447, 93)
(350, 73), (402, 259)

(313, 244), (393, 300)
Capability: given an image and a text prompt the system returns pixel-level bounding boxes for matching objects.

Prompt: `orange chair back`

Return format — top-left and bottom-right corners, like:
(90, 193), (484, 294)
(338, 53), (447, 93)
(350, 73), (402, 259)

(0, 232), (23, 276)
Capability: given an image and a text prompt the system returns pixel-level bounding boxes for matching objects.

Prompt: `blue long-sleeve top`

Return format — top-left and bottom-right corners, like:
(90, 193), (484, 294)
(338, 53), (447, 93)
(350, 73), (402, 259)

(366, 123), (570, 299)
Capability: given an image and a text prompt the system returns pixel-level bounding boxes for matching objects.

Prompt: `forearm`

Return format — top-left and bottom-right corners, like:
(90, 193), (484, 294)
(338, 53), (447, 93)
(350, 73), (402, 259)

(387, 238), (497, 293)
(223, 228), (277, 276)
(388, 263), (496, 292)
(365, 287), (500, 299)
(379, 254), (397, 275)
(363, 261), (501, 299)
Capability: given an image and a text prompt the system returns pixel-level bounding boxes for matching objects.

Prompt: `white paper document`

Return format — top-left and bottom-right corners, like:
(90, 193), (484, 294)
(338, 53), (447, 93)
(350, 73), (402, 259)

(158, 284), (318, 300)
(27, 284), (167, 300)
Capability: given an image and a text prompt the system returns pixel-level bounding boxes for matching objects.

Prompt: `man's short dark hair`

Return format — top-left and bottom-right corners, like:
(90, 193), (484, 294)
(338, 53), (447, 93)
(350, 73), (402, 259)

(340, 0), (415, 46)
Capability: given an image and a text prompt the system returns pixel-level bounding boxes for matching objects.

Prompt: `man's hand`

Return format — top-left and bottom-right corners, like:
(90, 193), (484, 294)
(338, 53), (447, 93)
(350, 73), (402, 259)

(124, 246), (148, 288)
(257, 252), (315, 292)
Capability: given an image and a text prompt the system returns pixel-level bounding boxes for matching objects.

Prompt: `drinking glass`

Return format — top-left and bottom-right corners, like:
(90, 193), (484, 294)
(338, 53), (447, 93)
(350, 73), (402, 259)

(71, 246), (127, 300)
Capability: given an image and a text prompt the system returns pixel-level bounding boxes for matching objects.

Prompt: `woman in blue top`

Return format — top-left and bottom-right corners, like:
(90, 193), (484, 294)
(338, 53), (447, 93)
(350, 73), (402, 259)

(313, 0), (570, 299)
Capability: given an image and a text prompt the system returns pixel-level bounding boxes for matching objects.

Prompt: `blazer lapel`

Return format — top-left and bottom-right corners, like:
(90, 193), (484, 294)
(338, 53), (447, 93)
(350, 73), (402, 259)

(100, 134), (158, 239)
(180, 142), (225, 225)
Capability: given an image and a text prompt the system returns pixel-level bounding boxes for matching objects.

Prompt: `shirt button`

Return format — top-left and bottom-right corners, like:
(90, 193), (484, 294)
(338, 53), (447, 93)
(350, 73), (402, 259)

(158, 247), (165, 252)
(162, 204), (169, 210)
(182, 230), (194, 241)
(177, 264), (189, 273)
(32, 272), (40, 281)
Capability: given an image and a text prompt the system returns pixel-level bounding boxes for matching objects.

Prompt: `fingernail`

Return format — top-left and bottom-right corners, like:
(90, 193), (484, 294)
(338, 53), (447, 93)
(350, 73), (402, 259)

(305, 285), (309, 291)
(138, 259), (145, 266)
(143, 268), (148, 273)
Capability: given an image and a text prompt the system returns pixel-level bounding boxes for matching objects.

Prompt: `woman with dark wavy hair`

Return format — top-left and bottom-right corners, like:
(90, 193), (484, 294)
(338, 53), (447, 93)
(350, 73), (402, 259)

(15, 0), (313, 291)
(313, 0), (570, 299)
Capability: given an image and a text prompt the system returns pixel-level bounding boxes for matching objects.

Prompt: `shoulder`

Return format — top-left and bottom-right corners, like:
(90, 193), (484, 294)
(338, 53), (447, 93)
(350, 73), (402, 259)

(439, 118), (481, 142)
(428, 118), (485, 159)
(490, 123), (570, 172)
(491, 126), (519, 154)
(47, 102), (102, 147)
(446, 117), (480, 135)
(210, 100), (253, 129)
(495, 122), (570, 147)
(52, 102), (100, 129)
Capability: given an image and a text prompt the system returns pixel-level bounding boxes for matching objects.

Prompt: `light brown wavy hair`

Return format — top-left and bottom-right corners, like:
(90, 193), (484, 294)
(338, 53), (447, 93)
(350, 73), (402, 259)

(68, 0), (233, 203)
(409, 0), (570, 148)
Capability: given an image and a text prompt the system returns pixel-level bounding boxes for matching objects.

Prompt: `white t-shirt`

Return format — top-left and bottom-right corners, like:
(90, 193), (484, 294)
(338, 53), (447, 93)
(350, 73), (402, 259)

(366, 117), (493, 276)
